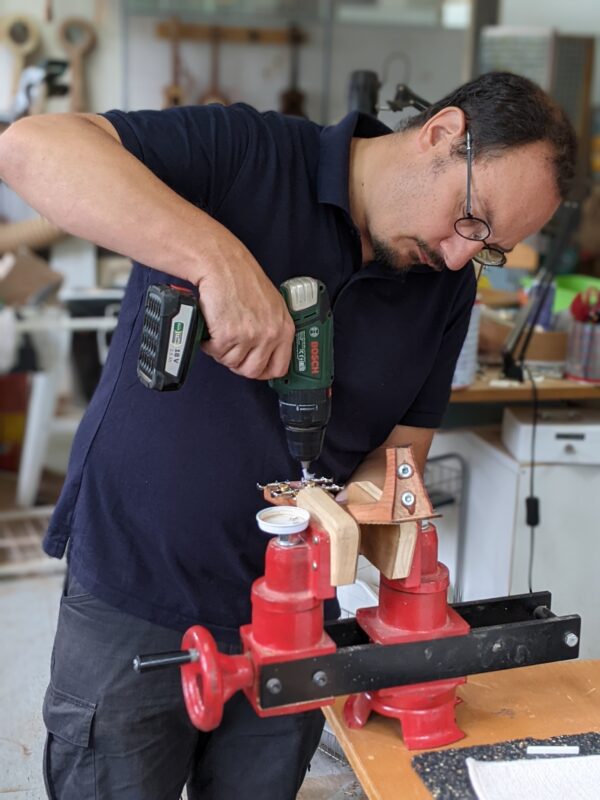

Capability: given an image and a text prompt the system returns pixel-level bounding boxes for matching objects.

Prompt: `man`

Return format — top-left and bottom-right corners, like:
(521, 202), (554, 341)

(0, 71), (575, 799)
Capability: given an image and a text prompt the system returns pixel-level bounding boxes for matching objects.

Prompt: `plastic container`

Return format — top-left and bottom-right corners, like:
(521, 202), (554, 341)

(565, 320), (600, 383)
(452, 302), (481, 389)
(256, 507), (310, 535)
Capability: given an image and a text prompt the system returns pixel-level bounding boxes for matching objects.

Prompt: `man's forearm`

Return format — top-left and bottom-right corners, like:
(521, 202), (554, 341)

(0, 112), (295, 379)
(0, 113), (230, 286)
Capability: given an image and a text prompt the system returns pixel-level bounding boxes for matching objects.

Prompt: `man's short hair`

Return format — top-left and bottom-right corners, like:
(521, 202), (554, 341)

(401, 71), (577, 199)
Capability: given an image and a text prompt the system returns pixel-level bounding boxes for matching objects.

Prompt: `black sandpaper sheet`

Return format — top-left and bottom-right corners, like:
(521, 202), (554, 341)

(411, 731), (600, 799)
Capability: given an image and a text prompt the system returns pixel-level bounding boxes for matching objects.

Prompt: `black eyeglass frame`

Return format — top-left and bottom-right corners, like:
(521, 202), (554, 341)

(453, 131), (507, 268)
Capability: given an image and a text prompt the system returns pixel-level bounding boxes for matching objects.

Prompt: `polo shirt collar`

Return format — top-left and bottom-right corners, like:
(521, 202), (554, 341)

(318, 112), (391, 217)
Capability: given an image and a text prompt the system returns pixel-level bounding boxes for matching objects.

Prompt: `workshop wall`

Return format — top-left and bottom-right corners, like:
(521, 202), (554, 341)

(1, 1), (600, 123)
(0, 1), (465, 125)
(125, 17), (466, 125)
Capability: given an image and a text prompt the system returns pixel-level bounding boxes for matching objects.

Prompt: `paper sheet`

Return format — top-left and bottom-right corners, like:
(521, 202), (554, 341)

(466, 754), (600, 800)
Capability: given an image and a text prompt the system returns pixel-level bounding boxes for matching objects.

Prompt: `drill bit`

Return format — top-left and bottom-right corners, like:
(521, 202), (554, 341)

(301, 461), (315, 481)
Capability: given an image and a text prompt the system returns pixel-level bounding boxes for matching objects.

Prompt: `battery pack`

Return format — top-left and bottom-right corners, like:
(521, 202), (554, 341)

(137, 284), (200, 391)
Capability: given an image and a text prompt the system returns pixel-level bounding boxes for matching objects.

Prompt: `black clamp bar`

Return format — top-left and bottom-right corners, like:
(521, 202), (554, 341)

(259, 592), (580, 709)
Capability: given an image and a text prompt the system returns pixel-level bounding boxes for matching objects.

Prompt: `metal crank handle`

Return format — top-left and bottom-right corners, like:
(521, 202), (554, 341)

(132, 649), (198, 673)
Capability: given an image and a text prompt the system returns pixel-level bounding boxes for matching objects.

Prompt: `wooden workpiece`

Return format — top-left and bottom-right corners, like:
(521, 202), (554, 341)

(343, 447), (435, 580)
(345, 482), (417, 580)
(324, 659), (600, 800)
(296, 487), (360, 587)
(262, 446), (434, 583)
(346, 448), (434, 524)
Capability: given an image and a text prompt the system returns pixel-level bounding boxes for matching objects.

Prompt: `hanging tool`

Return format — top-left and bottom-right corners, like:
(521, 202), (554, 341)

(137, 277), (333, 477)
(58, 17), (97, 113)
(198, 27), (229, 106)
(280, 24), (306, 118)
(0, 59), (69, 123)
(163, 16), (185, 108)
(3, 15), (41, 99)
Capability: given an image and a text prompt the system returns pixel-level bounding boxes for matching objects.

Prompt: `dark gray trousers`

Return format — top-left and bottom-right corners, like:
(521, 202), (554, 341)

(43, 572), (325, 800)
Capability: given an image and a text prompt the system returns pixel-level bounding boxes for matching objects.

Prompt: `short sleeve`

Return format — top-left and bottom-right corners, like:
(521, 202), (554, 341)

(101, 103), (256, 215)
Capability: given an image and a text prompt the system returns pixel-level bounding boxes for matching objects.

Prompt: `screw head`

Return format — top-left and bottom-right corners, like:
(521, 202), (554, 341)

(564, 632), (579, 648)
(313, 536), (320, 545)
(312, 561), (318, 570)
(401, 491), (415, 507)
(397, 463), (413, 479)
(266, 678), (282, 695)
(312, 670), (328, 688)
(492, 641), (502, 653)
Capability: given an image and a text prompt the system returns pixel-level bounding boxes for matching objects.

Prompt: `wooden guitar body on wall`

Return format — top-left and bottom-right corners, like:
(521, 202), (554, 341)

(280, 24), (306, 118)
(4, 15), (41, 99)
(163, 16), (184, 107)
(199, 27), (228, 106)
(58, 17), (96, 113)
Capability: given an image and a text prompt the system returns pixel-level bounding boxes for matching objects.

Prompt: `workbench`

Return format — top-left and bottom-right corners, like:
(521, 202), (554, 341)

(449, 368), (600, 404)
(323, 659), (600, 800)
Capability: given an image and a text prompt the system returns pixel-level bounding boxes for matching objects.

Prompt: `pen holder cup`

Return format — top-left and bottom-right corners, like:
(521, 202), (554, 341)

(565, 320), (600, 383)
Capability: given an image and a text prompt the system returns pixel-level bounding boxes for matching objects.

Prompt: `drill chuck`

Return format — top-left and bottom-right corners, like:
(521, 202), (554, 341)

(278, 387), (331, 464)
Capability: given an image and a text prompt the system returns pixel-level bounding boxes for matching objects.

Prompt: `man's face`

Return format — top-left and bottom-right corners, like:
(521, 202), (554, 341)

(367, 139), (561, 273)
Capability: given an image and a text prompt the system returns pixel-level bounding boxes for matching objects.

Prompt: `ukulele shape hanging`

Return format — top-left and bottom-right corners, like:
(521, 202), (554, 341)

(163, 16), (185, 108)
(280, 23), (306, 118)
(199, 27), (229, 106)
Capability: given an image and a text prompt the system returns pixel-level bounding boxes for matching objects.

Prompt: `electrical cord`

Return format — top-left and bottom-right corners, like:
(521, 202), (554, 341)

(523, 365), (540, 593)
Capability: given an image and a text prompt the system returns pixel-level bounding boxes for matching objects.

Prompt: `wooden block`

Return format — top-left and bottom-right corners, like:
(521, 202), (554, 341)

(296, 487), (360, 587)
(345, 481), (382, 504)
(359, 520), (419, 580)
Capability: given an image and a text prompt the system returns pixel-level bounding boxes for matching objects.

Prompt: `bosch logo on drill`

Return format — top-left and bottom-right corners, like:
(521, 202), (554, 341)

(309, 326), (319, 338)
(310, 341), (320, 375)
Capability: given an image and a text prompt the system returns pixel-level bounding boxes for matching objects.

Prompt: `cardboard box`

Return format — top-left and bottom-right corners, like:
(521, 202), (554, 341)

(0, 249), (63, 307)
(479, 307), (567, 363)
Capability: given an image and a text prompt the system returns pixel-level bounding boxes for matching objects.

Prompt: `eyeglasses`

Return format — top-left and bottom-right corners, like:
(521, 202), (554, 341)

(453, 131), (507, 267)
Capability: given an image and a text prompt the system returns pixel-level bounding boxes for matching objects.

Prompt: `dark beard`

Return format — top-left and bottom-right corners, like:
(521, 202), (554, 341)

(372, 237), (446, 273)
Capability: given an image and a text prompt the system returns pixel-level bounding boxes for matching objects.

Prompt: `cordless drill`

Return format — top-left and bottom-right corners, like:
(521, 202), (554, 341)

(137, 277), (333, 478)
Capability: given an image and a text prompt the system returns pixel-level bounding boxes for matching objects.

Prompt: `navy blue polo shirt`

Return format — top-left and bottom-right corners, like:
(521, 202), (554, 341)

(43, 104), (475, 640)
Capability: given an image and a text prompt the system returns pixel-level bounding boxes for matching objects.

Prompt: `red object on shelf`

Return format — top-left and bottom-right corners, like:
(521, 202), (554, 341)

(344, 521), (471, 749)
(0, 373), (30, 471)
(570, 288), (600, 323)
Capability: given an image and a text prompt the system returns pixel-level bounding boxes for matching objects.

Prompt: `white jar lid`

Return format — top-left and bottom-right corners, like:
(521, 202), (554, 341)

(256, 506), (310, 535)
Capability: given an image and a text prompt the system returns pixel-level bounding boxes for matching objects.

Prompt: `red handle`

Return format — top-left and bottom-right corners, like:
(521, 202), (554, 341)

(181, 625), (254, 731)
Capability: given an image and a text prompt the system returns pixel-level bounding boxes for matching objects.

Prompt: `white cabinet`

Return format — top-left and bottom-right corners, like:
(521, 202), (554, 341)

(429, 428), (600, 659)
